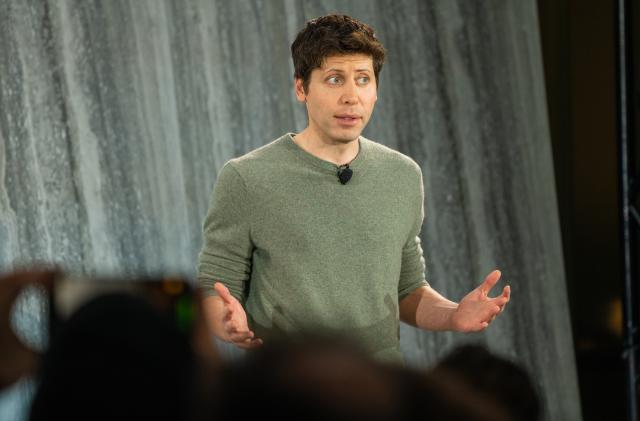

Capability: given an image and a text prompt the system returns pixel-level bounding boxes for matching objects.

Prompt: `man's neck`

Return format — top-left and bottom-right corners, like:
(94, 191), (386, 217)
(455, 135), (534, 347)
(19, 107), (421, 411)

(293, 128), (359, 166)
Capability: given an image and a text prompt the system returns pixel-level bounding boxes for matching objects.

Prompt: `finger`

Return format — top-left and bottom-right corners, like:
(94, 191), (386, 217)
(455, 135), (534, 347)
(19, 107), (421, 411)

(502, 285), (511, 300)
(214, 282), (235, 306)
(498, 286), (510, 311)
(229, 333), (253, 344)
(228, 330), (254, 343)
(488, 285), (510, 301)
(479, 270), (501, 296)
(236, 338), (263, 349)
(228, 329), (252, 339)
(247, 338), (263, 348)
(490, 296), (509, 307)
(224, 322), (250, 336)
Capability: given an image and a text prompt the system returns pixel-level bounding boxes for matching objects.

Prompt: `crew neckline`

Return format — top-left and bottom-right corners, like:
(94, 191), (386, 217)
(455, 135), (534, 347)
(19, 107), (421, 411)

(282, 132), (368, 175)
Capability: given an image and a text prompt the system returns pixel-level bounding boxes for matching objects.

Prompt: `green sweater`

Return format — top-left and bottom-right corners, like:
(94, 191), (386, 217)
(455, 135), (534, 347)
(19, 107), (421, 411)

(197, 133), (428, 362)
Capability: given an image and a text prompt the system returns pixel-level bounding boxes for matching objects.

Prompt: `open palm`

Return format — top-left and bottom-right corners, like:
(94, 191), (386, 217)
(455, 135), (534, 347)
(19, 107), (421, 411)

(451, 270), (510, 332)
(214, 282), (262, 349)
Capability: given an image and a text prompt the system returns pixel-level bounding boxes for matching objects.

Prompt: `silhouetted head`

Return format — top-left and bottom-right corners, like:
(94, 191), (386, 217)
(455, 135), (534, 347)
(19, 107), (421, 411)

(212, 334), (508, 421)
(432, 344), (541, 421)
(213, 335), (396, 420)
(30, 293), (197, 421)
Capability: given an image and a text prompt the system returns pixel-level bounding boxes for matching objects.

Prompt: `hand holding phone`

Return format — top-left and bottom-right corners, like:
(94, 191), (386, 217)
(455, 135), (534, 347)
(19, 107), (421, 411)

(0, 268), (57, 390)
(49, 275), (197, 338)
(49, 274), (220, 365)
(30, 272), (221, 420)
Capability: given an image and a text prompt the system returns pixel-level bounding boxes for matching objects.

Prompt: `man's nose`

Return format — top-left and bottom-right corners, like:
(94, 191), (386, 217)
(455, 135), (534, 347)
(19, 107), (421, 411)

(340, 81), (359, 104)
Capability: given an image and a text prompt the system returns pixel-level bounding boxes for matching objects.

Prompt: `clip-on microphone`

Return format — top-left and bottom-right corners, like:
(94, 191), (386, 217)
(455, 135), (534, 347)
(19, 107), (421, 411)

(337, 164), (353, 185)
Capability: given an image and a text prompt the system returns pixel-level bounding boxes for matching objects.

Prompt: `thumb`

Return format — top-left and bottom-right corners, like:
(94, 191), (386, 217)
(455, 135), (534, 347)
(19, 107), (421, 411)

(479, 270), (501, 295)
(214, 282), (235, 306)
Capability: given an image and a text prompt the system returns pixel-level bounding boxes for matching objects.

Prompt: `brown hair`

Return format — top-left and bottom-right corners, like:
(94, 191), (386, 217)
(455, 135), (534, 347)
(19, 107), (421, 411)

(291, 14), (386, 93)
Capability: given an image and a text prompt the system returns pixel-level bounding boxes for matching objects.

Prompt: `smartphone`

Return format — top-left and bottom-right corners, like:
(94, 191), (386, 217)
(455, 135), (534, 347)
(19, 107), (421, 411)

(49, 274), (197, 339)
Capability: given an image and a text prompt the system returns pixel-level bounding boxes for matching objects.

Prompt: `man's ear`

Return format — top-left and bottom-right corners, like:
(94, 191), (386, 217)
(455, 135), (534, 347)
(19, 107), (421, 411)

(294, 78), (307, 102)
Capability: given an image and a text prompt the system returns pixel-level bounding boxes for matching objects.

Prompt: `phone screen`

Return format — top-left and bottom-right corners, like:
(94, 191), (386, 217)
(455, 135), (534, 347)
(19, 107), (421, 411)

(50, 275), (196, 339)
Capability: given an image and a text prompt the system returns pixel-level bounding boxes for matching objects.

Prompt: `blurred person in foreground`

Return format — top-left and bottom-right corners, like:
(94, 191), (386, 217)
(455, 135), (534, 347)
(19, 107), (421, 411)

(211, 334), (512, 421)
(197, 14), (510, 363)
(0, 268), (219, 421)
(0, 269), (56, 391)
(431, 344), (541, 421)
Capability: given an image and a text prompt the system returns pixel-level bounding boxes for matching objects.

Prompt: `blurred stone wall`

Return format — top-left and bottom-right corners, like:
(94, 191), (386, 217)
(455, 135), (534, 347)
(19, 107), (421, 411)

(0, 1), (581, 419)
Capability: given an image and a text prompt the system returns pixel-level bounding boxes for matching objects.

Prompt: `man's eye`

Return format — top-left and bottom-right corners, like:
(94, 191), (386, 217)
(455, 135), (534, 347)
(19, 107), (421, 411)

(357, 76), (370, 85)
(327, 76), (342, 84)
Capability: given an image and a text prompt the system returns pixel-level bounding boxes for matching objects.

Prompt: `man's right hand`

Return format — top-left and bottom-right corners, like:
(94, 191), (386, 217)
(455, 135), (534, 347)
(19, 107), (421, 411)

(213, 282), (263, 349)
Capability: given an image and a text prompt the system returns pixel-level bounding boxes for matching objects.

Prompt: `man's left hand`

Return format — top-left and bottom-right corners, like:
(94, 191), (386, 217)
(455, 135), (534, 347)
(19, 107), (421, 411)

(450, 270), (510, 332)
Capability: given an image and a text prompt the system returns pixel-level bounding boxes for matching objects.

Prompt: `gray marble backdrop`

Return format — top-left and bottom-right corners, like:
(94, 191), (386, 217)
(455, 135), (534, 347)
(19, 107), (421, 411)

(0, 1), (581, 420)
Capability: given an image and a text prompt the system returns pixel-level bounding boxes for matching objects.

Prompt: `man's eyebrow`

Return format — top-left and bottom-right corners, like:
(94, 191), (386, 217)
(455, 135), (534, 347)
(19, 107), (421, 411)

(323, 68), (372, 73)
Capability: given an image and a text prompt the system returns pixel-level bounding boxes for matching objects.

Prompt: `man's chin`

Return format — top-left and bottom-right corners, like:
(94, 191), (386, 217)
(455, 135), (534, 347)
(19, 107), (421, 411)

(331, 128), (363, 143)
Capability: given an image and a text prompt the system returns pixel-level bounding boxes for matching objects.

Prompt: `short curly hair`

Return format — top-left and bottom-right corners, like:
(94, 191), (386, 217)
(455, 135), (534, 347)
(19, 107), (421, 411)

(291, 14), (386, 93)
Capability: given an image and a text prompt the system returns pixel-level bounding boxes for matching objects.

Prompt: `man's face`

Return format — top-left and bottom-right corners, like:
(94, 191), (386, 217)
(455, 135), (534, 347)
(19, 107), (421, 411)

(295, 53), (378, 144)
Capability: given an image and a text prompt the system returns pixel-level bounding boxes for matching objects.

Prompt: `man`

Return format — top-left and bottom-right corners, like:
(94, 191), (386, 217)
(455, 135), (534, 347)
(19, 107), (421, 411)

(197, 14), (510, 363)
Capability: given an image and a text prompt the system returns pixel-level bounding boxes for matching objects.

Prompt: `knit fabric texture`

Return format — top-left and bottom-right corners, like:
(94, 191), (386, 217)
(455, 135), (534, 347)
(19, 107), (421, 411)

(197, 133), (428, 362)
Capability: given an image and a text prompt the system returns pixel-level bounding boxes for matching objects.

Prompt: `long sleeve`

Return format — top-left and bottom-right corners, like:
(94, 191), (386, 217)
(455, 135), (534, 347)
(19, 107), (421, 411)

(397, 167), (428, 301)
(197, 162), (254, 302)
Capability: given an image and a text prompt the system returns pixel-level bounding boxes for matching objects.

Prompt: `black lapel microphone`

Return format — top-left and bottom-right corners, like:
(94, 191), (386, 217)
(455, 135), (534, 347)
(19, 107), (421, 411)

(337, 164), (353, 185)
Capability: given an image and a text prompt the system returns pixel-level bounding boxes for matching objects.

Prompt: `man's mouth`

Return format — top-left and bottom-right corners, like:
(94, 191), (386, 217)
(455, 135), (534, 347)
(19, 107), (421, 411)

(335, 115), (361, 125)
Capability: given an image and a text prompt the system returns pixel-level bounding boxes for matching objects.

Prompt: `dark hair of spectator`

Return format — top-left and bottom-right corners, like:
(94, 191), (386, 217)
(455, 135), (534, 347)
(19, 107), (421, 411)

(29, 293), (198, 421)
(433, 344), (542, 421)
